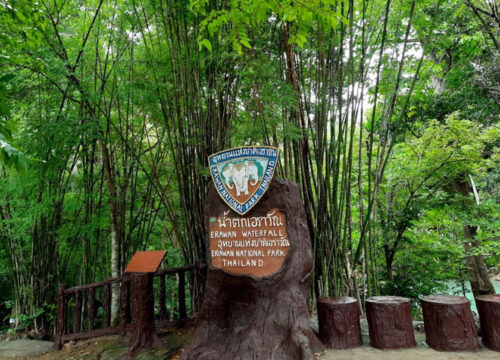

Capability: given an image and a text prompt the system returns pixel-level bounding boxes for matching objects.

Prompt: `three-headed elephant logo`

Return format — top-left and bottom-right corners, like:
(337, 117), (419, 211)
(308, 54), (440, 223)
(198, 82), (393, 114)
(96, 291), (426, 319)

(209, 147), (279, 215)
(222, 161), (260, 196)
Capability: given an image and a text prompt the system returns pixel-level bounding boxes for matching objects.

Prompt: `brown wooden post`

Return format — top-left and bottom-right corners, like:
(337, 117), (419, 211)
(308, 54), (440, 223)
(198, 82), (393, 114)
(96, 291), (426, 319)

(128, 273), (164, 355)
(366, 296), (416, 349)
(421, 295), (479, 351)
(159, 274), (167, 321)
(178, 270), (186, 319)
(194, 262), (206, 312)
(104, 283), (112, 327)
(476, 294), (500, 351)
(89, 287), (96, 331)
(317, 296), (362, 349)
(53, 284), (68, 350)
(73, 290), (82, 333)
(120, 276), (131, 337)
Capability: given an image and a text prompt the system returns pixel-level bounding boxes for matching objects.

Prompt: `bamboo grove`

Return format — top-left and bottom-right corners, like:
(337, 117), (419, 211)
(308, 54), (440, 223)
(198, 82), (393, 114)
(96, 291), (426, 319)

(0, 0), (499, 332)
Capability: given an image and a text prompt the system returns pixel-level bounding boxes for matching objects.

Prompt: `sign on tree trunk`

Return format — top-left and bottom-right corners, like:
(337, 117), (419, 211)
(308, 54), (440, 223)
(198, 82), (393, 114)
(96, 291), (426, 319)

(181, 147), (321, 360)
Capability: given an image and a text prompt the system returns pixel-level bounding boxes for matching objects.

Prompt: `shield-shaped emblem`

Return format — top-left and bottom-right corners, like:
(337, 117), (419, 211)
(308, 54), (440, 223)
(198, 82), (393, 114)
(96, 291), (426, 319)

(208, 146), (279, 215)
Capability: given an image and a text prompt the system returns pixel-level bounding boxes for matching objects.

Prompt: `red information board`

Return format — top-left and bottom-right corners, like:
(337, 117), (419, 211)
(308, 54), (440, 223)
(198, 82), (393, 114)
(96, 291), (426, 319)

(124, 250), (167, 273)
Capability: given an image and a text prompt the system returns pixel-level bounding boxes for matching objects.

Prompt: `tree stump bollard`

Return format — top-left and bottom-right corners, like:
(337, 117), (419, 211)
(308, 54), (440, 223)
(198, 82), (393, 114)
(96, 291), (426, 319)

(421, 295), (479, 351)
(128, 273), (164, 356)
(317, 296), (362, 349)
(366, 296), (416, 349)
(476, 294), (500, 351)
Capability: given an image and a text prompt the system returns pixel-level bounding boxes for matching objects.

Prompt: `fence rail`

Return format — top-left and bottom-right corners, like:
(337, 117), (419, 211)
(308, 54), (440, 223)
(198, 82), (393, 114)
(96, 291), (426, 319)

(54, 263), (205, 349)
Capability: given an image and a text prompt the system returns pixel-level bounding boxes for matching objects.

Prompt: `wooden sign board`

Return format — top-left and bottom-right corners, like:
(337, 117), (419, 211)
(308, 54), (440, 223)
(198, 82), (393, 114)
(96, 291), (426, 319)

(124, 250), (167, 273)
(209, 208), (290, 277)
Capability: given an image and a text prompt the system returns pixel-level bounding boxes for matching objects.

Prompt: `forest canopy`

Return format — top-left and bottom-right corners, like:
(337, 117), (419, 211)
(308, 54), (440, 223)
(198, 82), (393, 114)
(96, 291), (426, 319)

(0, 0), (498, 333)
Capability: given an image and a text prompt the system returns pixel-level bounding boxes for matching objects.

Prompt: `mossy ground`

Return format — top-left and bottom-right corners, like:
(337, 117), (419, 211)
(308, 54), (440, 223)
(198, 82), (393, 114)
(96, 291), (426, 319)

(0, 325), (194, 360)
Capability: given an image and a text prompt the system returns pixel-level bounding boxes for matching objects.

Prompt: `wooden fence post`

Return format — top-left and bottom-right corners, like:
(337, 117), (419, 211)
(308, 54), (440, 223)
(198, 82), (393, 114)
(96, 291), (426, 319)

(53, 284), (68, 350)
(89, 287), (96, 331)
(73, 290), (82, 333)
(120, 275), (131, 337)
(178, 270), (186, 319)
(195, 262), (206, 312)
(104, 284), (112, 328)
(128, 273), (164, 355)
(159, 274), (167, 320)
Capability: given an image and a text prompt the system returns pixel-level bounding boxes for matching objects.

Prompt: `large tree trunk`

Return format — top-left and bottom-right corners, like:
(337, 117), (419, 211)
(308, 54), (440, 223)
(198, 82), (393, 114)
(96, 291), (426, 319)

(101, 138), (123, 322)
(453, 179), (495, 298)
(463, 225), (495, 297)
(181, 179), (322, 360)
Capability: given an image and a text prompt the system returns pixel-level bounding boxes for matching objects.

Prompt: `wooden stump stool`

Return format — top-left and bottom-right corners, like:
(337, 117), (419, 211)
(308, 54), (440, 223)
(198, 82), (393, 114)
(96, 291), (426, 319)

(421, 295), (479, 351)
(476, 294), (500, 351)
(366, 296), (416, 349)
(317, 296), (362, 349)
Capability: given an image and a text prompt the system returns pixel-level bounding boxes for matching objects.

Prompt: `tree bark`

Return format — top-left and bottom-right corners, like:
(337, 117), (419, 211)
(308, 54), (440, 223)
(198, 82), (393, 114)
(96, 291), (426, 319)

(453, 179), (495, 298)
(464, 225), (495, 297)
(101, 138), (123, 322)
(181, 179), (322, 360)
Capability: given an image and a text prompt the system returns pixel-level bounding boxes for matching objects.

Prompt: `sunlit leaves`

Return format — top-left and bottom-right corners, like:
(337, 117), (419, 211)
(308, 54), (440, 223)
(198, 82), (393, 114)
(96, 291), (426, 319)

(0, 74), (26, 171)
(190, 0), (347, 54)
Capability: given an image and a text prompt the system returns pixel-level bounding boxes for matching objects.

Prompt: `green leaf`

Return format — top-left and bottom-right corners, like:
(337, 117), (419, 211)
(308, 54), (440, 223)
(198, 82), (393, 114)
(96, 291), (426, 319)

(200, 38), (212, 51)
(240, 38), (251, 49)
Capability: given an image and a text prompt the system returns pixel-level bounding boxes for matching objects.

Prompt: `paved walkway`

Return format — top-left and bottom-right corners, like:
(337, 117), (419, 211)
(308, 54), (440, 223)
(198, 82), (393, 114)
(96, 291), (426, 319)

(321, 346), (500, 360)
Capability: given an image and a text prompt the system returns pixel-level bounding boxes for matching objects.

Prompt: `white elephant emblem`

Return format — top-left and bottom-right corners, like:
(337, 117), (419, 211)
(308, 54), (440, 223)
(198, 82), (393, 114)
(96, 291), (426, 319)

(222, 161), (260, 197)
(245, 161), (259, 186)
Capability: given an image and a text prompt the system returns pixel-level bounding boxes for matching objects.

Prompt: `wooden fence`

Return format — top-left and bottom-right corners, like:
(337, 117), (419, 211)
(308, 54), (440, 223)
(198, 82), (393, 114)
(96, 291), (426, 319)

(54, 263), (205, 349)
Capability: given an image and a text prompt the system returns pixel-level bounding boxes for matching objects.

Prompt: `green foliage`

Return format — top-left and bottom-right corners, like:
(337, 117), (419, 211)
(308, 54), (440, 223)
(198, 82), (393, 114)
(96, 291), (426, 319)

(0, 74), (26, 170)
(191, 0), (346, 54)
(377, 113), (499, 301)
(0, 0), (498, 334)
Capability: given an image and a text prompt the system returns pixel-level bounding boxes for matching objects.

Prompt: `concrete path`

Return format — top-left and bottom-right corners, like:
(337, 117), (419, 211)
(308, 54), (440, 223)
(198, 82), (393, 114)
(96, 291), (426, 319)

(0, 339), (53, 358)
(317, 318), (499, 360)
(321, 346), (500, 360)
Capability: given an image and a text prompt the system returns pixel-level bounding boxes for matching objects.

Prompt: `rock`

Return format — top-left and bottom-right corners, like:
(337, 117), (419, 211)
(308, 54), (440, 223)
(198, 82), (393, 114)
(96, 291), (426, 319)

(0, 339), (54, 357)
(310, 315), (319, 334)
(413, 321), (425, 332)
(360, 318), (369, 336)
